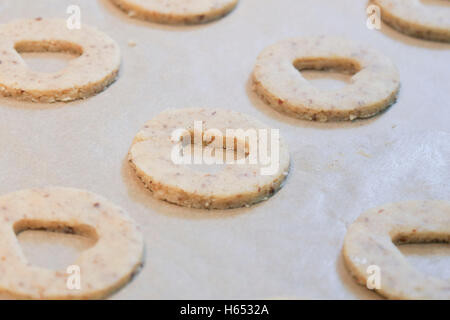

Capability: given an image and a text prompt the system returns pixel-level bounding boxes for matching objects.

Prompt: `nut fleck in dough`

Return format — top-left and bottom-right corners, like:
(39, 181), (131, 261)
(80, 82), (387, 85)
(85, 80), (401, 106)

(371, 0), (450, 42)
(0, 19), (121, 103)
(0, 187), (144, 299)
(252, 36), (400, 122)
(128, 108), (290, 210)
(110, 0), (238, 24)
(343, 200), (450, 300)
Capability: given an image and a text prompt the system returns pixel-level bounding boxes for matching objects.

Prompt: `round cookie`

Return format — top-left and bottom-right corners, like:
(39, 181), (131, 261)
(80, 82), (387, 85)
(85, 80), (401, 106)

(0, 19), (121, 103)
(371, 0), (450, 42)
(0, 187), (144, 299)
(128, 108), (290, 209)
(343, 200), (450, 300)
(252, 36), (400, 122)
(110, 0), (239, 24)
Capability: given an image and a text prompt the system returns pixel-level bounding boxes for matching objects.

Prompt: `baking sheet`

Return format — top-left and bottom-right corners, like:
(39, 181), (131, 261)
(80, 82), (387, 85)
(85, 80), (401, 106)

(0, 0), (449, 300)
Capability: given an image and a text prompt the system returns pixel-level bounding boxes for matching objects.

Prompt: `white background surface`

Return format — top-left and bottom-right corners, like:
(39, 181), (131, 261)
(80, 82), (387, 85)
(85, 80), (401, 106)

(0, 0), (449, 299)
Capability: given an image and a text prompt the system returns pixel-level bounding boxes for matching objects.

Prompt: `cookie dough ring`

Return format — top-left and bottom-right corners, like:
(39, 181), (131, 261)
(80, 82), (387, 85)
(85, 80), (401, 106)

(0, 19), (121, 103)
(110, 0), (239, 24)
(371, 0), (450, 42)
(0, 187), (144, 299)
(252, 37), (400, 122)
(343, 200), (450, 299)
(128, 108), (290, 209)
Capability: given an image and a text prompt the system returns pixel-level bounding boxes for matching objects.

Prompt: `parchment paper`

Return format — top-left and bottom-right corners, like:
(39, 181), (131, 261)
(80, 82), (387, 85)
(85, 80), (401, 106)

(0, 0), (449, 300)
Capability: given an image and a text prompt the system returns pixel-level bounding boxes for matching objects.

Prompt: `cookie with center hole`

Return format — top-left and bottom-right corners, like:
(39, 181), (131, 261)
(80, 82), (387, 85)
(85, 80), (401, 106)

(128, 108), (290, 209)
(0, 187), (144, 299)
(0, 19), (120, 103)
(252, 36), (400, 122)
(371, 0), (450, 42)
(343, 200), (450, 299)
(110, 0), (239, 24)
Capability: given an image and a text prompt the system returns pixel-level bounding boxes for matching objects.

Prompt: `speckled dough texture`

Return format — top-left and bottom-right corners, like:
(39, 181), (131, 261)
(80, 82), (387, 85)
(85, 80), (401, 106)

(128, 108), (290, 209)
(0, 187), (144, 299)
(371, 0), (450, 42)
(343, 200), (450, 300)
(110, 0), (238, 24)
(0, 19), (121, 103)
(252, 36), (400, 122)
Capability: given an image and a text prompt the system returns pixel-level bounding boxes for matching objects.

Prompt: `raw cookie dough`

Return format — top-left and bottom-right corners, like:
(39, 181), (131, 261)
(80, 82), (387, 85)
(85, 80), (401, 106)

(371, 0), (450, 42)
(110, 0), (238, 24)
(343, 200), (450, 300)
(0, 187), (144, 299)
(252, 36), (400, 122)
(128, 108), (290, 209)
(0, 19), (121, 103)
